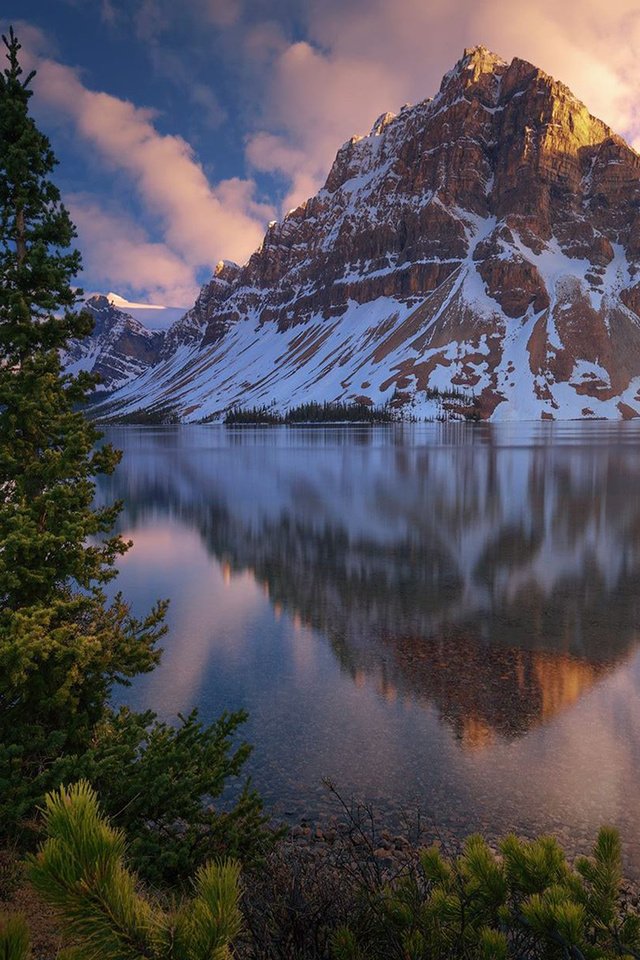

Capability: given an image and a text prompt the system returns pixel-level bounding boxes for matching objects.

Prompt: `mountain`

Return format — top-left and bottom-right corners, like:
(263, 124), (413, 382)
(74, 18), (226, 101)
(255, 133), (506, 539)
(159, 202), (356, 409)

(64, 295), (164, 391)
(92, 47), (640, 421)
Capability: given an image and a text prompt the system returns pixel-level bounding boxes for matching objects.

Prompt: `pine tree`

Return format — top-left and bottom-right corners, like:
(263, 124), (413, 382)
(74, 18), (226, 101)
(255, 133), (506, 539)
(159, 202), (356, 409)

(0, 30), (274, 883)
(0, 27), (165, 830)
(332, 829), (640, 959)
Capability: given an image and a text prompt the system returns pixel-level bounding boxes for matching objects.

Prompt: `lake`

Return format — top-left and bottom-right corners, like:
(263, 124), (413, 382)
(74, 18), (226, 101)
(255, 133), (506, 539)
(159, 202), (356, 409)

(99, 422), (640, 871)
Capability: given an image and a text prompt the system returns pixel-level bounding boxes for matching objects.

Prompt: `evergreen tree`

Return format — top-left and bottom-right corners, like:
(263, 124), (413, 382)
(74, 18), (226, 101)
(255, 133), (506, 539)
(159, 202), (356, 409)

(0, 26), (165, 828)
(0, 29), (274, 883)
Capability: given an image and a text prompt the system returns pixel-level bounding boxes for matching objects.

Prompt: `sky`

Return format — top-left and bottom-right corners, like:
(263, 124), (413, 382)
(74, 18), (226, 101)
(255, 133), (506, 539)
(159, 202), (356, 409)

(5, 0), (640, 317)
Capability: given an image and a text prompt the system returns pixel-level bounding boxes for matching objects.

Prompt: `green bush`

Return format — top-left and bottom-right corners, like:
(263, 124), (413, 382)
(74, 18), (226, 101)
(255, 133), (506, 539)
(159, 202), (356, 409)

(59, 708), (278, 888)
(332, 828), (640, 960)
(27, 781), (242, 960)
(0, 913), (30, 960)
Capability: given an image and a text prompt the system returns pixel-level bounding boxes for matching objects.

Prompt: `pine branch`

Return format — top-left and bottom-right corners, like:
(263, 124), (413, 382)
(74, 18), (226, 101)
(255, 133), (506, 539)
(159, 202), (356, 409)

(28, 782), (242, 960)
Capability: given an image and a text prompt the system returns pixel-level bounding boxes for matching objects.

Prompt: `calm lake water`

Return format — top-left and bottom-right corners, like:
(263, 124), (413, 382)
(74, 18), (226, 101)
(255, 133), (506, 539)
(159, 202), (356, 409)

(99, 422), (640, 870)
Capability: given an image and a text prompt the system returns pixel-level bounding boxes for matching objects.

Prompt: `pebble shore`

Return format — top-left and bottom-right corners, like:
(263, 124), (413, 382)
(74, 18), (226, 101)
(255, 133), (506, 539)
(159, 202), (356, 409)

(278, 810), (640, 892)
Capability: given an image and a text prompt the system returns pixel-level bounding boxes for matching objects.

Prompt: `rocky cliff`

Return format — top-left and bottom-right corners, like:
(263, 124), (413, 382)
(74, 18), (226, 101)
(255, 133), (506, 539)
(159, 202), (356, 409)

(64, 295), (163, 391)
(90, 47), (640, 421)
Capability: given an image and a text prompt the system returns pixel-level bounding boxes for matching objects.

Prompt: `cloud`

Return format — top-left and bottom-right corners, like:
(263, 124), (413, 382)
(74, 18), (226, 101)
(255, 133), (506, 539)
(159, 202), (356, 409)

(68, 195), (200, 306)
(31, 53), (273, 266)
(100, 0), (118, 25)
(133, 0), (172, 43)
(245, 131), (317, 212)
(199, 0), (243, 28)
(242, 20), (289, 65)
(146, 45), (227, 130)
(130, 0), (243, 45)
(11, 25), (277, 303)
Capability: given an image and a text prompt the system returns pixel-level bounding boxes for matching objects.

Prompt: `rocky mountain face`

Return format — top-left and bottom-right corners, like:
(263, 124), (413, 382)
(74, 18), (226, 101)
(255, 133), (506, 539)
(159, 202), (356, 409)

(160, 260), (242, 359)
(64, 295), (164, 392)
(91, 47), (640, 421)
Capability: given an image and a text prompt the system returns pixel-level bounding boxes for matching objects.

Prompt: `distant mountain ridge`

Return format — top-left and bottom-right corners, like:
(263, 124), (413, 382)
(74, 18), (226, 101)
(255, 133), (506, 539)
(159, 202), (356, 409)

(63, 295), (164, 391)
(79, 47), (640, 420)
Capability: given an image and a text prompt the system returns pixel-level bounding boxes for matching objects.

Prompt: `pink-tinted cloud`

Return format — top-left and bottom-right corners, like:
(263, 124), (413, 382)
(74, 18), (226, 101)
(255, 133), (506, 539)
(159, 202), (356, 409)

(245, 131), (317, 213)
(68, 196), (199, 306)
(199, 0), (243, 28)
(34, 55), (273, 265)
(13, 29), (276, 304)
(242, 20), (289, 65)
(246, 39), (406, 211)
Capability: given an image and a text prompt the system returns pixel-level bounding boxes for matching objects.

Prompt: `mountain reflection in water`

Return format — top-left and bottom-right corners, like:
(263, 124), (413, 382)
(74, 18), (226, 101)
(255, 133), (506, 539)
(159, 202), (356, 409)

(99, 422), (640, 871)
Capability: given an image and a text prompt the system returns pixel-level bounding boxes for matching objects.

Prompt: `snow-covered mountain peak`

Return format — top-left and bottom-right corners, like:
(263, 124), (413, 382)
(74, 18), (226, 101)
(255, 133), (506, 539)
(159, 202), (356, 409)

(63, 295), (164, 393)
(85, 49), (640, 422)
(86, 295), (150, 336)
(370, 111), (397, 136)
(213, 260), (241, 283)
(452, 44), (509, 78)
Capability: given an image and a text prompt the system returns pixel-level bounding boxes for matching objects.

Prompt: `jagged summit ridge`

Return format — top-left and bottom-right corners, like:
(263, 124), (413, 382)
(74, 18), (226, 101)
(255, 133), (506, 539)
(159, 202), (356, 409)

(439, 45), (508, 98)
(88, 48), (640, 422)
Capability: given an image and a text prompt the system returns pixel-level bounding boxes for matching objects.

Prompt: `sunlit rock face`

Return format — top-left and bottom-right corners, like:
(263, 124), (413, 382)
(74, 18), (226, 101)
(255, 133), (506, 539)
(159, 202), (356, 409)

(93, 47), (640, 422)
(63, 295), (163, 392)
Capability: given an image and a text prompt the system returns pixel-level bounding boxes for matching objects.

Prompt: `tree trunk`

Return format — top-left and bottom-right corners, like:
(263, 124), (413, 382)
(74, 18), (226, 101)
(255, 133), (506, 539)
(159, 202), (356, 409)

(16, 204), (26, 266)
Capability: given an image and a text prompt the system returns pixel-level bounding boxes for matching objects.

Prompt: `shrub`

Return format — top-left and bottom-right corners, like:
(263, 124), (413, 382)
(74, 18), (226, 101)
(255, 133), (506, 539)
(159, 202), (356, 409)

(28, 781), (242, 960)
(59, 708), (278, 888)
(0, 913), (29, 960)
(332, 828), (640, 960)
